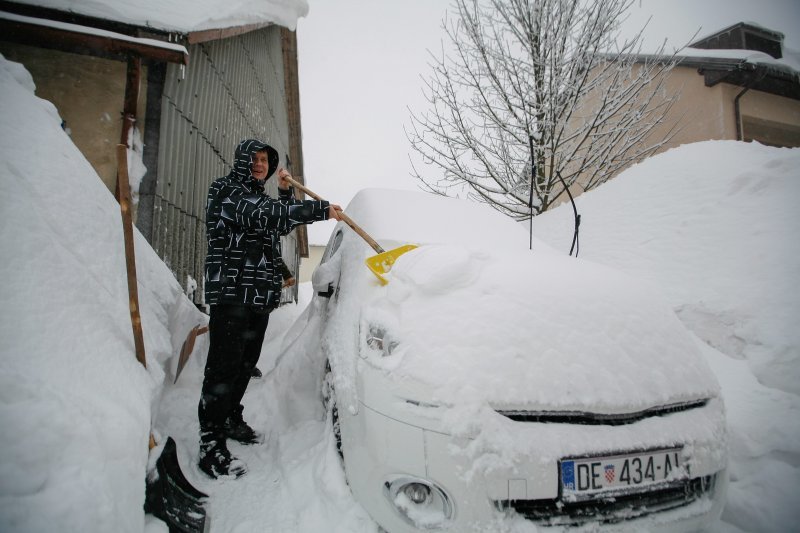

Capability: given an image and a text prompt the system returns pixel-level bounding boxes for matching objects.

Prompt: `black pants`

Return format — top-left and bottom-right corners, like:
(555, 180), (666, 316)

(198, 304), (270, 435)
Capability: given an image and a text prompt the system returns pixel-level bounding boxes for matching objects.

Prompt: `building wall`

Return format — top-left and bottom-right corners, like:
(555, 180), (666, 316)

(641, 65), (800, 151)
(654, 67), (735, 145)
(0, 43), (147, 193)
(299, 245), (326, 283)
(559, 60), (800, 210)
(740, 90), (800, 147)
(149, 26), (300, 305)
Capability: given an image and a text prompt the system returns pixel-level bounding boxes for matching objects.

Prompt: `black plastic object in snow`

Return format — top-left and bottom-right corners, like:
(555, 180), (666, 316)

(145, 437), (208, 533)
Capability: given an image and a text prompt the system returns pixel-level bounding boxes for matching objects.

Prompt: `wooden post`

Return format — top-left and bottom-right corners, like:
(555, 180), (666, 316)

(121, 55), (141, 146)
(116, 55), (141, 198)
(117, 144), (147, 368)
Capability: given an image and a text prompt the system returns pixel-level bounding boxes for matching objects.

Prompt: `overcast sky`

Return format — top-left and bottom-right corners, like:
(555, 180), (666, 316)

(297, 0), (800, 244)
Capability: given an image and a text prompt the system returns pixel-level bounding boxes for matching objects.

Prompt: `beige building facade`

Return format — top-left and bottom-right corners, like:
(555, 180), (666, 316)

(0, 44), (148, 193)
(638, 23), (800, 155)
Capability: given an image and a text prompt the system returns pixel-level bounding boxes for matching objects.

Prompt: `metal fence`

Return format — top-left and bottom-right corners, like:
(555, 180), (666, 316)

(150, 26), (299, 307)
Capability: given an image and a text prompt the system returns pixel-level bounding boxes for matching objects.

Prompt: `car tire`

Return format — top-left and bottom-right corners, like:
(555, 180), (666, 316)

(322, 361), (344, 460)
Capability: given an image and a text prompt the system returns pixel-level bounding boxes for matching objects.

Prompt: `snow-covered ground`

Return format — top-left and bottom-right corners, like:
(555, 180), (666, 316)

(1, 52), (798, 532)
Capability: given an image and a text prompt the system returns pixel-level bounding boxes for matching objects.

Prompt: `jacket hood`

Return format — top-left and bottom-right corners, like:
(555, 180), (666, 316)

(230, 139), (279, 182)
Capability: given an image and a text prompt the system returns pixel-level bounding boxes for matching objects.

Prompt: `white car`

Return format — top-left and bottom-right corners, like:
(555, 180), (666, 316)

(308, 189), (727, 532)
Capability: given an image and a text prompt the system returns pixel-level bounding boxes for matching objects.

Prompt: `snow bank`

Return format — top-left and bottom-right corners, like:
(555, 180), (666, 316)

(533, 140), (800, 531)
(0, 54), (205, 532)
(533, 141), (800, 395)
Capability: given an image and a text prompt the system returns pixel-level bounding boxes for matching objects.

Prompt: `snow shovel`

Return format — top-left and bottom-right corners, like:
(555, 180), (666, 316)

(282, 175), (417, 284)
(116, 145), (208, 532)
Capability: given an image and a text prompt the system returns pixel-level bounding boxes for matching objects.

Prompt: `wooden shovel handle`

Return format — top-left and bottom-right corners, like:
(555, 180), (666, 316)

(283, 175), (385, 254)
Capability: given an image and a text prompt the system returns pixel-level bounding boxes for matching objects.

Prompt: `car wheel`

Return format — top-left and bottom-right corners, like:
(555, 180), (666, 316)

(322, 361), (343, 460)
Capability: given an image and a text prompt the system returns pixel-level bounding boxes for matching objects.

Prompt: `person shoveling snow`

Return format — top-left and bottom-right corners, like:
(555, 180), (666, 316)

(197, 138), (342, 478)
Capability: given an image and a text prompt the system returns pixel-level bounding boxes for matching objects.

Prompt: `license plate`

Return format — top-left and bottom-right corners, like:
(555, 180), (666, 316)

(560, 448), (685, 499)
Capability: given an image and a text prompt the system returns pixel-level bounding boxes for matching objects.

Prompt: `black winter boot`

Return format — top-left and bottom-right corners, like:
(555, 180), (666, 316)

(198, 432), (247, 479)
(225, 406), (263, 445)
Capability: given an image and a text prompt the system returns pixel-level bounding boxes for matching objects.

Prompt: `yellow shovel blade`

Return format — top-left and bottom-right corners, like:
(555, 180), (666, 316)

(365, 244), (418, 285)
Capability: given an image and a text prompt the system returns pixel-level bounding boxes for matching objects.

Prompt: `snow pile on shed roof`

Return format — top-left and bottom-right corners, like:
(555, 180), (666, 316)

(10, 0), (309, 33)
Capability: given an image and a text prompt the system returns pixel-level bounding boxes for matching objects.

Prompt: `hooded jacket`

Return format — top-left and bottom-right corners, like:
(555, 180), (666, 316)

(204, 139), (329, 310)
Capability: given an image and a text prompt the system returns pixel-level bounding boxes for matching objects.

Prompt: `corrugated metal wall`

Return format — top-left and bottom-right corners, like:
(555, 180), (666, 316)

(151, 26), (299, 306)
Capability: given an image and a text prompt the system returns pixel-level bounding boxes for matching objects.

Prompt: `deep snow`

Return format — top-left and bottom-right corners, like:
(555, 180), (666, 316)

(0, 52), (798, 532)
(531, 141), (800, 532)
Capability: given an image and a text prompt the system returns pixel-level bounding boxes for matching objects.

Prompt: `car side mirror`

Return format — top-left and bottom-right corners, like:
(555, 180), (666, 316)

(312, 247), (342, 297)
(318, 283), (335, 298)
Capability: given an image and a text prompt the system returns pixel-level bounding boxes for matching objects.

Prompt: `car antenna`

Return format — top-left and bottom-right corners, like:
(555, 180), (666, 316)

(528, 135), (535, 251)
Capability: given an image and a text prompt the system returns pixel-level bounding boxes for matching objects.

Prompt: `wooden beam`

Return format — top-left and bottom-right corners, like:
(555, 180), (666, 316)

(115, 55), (141, 199)
(281, 27), (310, 257)
(121, 55), (142, 147)
(0, 15), (188, 64)
(116, 144), (147, 369)
(187, 21), (272, 44)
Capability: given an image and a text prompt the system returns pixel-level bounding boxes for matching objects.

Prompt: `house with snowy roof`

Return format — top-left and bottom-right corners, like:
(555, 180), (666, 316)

(0, 0), (311, 306)
(643, 22), (800, 149)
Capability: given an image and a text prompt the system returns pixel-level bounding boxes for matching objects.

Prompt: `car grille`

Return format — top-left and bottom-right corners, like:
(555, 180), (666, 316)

(495, 399), (708, 426)
(494, 475), (717, 526)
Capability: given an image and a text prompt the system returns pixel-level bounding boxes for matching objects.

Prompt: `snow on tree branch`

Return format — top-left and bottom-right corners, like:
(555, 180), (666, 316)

(407, 0), (681, 219)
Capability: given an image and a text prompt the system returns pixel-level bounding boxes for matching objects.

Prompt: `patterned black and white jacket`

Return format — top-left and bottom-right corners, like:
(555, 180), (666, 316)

(204, 139), (329, 310)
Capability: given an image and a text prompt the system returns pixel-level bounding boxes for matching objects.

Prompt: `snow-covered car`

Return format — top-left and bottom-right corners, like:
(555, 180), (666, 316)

(308, 189), (728, 532)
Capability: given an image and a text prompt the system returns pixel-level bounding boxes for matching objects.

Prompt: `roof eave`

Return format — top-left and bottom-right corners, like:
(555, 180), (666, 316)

(606, 52), (800, 101)
(0, 11), (188, 64)
(187, 21), (274, 45)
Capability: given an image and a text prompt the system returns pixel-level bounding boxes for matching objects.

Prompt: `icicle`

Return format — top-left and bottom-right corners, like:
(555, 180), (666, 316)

(179, 64), (185, 81)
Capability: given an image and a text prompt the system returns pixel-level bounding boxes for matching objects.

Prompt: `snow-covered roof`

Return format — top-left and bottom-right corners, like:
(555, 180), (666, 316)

(6, 0), (309, 33)
(691, 21), (785, 49)
(619, 45), (800, 101)
(614, 22), (799, 84)
(0, 10), (188, 63)
(674, 47), (799, 78)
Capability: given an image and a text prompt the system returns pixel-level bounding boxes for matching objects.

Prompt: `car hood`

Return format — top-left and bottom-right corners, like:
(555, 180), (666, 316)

(358, 244), (719, 413)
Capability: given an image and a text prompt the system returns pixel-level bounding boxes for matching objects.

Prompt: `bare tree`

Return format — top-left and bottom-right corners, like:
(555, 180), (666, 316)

(407, 0), (681, 219)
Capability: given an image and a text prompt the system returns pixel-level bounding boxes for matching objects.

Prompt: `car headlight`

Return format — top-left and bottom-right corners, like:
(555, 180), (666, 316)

(365, 324), (399, 357)
(384, 475), (454, 529)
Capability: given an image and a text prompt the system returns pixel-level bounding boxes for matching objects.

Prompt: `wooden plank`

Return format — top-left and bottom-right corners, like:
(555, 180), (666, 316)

(0, 16), (188, 64)
(116, 144), (147, 369)
(187, 22), (272, 44)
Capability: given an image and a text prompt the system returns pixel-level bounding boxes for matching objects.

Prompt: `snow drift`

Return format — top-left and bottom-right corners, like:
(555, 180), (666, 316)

(0, 54), (205, 532)
(532, 141), (800, 396)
